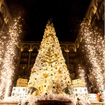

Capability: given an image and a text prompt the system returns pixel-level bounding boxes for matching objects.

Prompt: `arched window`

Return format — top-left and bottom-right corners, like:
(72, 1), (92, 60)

(32, 45), (39, 52)
(1, 5), (6, 18)
(61, 45), (66, 53)
(33, 47), (38, 53)
(21, 45), (30, 58)
(68, 45), (75, 52)
(31, 47), (38, 58)
(61, 45), (67, 62)
(31, 45), (39, 64)
(23, 45), (30, 52)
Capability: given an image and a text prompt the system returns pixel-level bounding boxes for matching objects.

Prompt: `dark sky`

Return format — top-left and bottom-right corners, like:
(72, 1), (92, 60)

(5, 0), (91, 42)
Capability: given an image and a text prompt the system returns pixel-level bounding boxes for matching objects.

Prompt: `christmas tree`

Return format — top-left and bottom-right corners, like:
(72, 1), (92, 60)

(26, 20), (72, 95)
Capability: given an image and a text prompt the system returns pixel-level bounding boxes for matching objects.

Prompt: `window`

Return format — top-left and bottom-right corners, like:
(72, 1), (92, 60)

(21, 53), (28, 57)
(23, 47), (29, 52)
(33, 47), (38, 53)
(70, 48), (74, 52)
(69, 59), (72, 62)
(31, 53), (37, 57)
(30, 58), (35, 64)
(69, 53), (75, 58)
(20, 58), (28, 63)
(61, 48), (65, 53)
(22, 58), (28, 62)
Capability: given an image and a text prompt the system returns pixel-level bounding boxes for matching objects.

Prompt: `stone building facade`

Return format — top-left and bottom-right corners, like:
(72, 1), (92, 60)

(84, 0), (104, 37)
(0, 0), (12, 31)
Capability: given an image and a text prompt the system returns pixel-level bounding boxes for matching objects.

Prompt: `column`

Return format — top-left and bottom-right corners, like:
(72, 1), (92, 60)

(28, 48), (32, 69)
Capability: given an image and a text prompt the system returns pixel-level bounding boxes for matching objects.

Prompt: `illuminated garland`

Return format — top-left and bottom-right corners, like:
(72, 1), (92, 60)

(0, 17), (22, 99)
(80, 22), (104, 92)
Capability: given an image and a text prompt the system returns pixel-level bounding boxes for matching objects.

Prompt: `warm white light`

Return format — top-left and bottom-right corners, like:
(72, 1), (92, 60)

(78, 64), (86, 87)
(80, 22), (105, 92)
(0, 17), (22, 100)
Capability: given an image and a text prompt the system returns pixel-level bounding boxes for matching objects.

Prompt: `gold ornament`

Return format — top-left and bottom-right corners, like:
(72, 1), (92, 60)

(42, 59), (47, 63)
(31, 70), (34, 74)
(38, 87), (41, 91)
(43, 72), (49, 78)
(32, 91), (39, 96)
(55, 83), (61, 89)
(64, 65), (67, 67)
(54, 53), (57, 57)
(58, 69), (62, 74)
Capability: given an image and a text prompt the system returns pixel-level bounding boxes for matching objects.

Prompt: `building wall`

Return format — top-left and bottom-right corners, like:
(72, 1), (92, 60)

(0, 0), (12, 31)
(84, 0), (104, 37)
(18, 41), (77, 80)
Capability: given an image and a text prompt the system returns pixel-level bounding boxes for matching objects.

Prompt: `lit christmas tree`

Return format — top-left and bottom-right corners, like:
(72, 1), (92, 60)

(26, 20), (72, 95)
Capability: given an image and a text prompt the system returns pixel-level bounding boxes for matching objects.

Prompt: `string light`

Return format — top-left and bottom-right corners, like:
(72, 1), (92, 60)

(80, 22), (105, 92)
(0, 17), (22, 99)
(0, 31), (7, 99)
(78, 64), (86, 87)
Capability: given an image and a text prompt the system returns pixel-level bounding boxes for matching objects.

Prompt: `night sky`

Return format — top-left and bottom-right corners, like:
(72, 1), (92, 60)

(5, 0), (91, 42)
